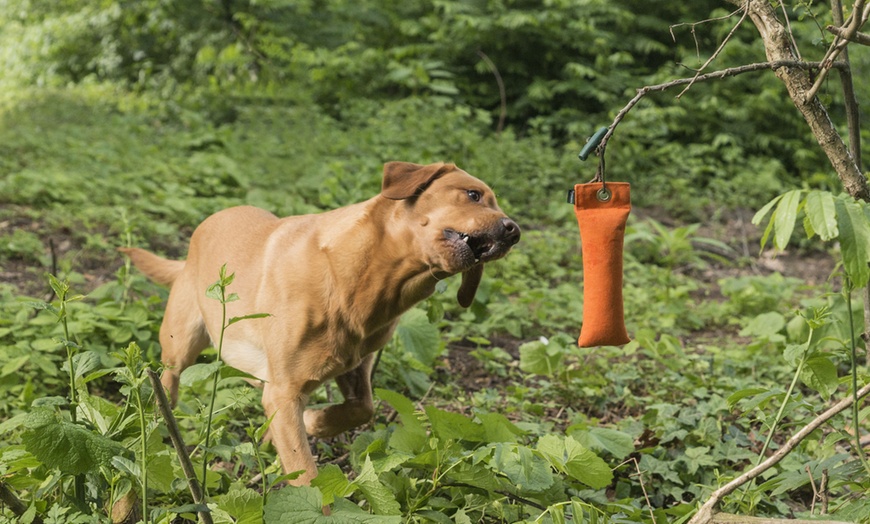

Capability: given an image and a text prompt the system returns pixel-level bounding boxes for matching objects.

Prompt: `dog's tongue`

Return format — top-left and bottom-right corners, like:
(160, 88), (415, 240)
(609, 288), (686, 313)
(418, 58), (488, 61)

(457, 264), (483, 308)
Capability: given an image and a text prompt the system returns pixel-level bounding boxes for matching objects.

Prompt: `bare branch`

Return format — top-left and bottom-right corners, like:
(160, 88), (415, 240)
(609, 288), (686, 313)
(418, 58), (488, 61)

(147, 369), (214, 524)
(687, 381), (870, 524)
(596, 60), (836, 158)
(677, 1), (751, 98)
(805, 0), (870, 101)
(826, 24), (870, 45)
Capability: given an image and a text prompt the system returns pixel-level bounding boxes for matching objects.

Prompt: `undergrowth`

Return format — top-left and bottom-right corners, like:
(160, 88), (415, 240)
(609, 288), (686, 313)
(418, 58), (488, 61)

(1, 86), (869, 523)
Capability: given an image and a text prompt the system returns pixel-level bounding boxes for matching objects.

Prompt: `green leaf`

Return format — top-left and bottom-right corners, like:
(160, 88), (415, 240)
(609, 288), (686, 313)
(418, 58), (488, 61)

(489, 443), (554, 492)
(227, 313), (271, 326)
(537, 434), (612, 489)
(804, 191), (838, 241)
(836, 195), (870, 287)
(782, 344), (807, 367)
(352, 456), (402, 516)
(263, 487), (325, 523)
(394, 309), (442, 367)
(573, 427), (635, 460)
(375, 389), (424, 435)
(425, 406), (486, 442)
(739, 311), (785, 338)
(21, 409), (129, 475)
(753, 194), (784, 250)
(800, 355), (839, 400)
(518, 340), (562, 376)
(180, 361), (222, 386)
(311, 464), (354, 506)
(773, 189), (802, 250)
(476, 412), (524, 443)
(218, 485), (263, 524)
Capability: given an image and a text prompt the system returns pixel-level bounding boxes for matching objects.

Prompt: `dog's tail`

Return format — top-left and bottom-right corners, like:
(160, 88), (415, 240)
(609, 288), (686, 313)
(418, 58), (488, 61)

(118, 247), (185, 287)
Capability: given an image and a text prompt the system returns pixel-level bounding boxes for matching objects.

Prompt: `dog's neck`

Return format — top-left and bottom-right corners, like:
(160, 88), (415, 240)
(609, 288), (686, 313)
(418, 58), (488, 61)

(316, 198), (442, 335)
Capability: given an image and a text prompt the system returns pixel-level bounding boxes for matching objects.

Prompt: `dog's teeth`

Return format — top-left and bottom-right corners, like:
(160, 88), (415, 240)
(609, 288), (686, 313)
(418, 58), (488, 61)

(461, 234), (469, 243)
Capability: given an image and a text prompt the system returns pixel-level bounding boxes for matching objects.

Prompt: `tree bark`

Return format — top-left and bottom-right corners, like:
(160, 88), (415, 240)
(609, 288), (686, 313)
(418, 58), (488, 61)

(725, 0), (868, 201)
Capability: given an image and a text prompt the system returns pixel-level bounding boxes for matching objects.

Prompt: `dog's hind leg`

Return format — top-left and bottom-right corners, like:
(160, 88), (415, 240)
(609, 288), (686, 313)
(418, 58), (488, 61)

(303, 352), (376, 438)
(158, 276), (210, 407)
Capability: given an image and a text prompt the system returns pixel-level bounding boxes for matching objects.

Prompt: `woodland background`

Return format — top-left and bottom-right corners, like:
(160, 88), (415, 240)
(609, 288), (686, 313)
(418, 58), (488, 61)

(1, 0), (870, 523)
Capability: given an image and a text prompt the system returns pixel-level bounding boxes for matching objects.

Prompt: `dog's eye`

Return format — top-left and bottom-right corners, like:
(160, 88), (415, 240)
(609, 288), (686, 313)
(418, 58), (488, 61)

(467, 190), (482, 202)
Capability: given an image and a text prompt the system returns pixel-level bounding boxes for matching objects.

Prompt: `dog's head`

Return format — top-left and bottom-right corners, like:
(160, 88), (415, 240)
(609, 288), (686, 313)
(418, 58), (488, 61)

(381, 161), (520, 307)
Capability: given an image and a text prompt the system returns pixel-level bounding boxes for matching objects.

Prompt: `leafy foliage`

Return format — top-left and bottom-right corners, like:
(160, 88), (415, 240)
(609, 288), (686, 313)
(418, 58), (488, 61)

(2, 0), (870, 522)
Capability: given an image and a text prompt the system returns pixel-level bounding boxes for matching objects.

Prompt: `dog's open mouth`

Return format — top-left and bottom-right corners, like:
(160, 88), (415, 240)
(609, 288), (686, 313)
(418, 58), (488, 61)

(443, 228), (499, 265)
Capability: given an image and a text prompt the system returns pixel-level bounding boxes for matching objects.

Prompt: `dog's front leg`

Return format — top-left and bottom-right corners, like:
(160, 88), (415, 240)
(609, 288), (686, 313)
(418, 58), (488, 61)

(303, 352), (376, 438)
(262, 382), (319, 485)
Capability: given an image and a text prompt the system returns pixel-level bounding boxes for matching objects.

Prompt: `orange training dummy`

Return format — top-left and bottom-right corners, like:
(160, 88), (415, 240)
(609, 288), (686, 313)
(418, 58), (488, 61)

(573, 182), (631, 347)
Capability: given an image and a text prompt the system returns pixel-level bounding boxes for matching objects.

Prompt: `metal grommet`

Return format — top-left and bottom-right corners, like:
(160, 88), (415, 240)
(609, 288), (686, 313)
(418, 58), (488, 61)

(596, 187), (612, 202)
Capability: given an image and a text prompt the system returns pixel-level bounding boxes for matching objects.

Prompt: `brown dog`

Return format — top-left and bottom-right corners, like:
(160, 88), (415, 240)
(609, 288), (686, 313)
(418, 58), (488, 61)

(120, 161), (520, 485)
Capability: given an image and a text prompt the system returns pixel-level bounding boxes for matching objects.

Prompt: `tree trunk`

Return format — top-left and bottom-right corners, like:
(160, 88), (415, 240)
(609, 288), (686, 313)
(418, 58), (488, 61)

(725, 0), (868, 201)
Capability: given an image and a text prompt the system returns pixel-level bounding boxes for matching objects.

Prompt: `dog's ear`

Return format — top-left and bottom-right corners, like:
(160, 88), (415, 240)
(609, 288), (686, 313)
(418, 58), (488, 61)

(457, 264), (483, 308)
(382, 161), (456, 200)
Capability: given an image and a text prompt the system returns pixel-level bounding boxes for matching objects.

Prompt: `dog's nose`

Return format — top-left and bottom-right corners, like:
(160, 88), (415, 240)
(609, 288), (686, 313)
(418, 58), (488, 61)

(500, 218), (521, 245)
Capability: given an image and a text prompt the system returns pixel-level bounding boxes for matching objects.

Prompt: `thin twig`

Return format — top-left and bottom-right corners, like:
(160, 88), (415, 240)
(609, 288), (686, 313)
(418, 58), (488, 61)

(147, 369), (214, 524)
(596, 60), (837, 159)
(477, 49), (507, 134)
(621, 457), (655, 523)
(677, 0), (751, 98)
(805, 465), (818, 514)
(688, 381), (870, 524)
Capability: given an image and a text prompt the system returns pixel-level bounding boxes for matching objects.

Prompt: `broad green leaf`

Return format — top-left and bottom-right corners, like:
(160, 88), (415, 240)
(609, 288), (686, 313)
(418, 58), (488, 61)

(180, 361), (222, 386)
(518, 340), (562, 376)
(773, 189), (802, 250)
(476, 412), (524, 443)
(71, 351), (102, 379)
(352, 456), (402, 516)
(311, 464), (354, 506)
(22, 409), (129, 475)
(800, 355), (839, 400)
(836, 195), (870, 287)
(573, 427), (635, 460)
(804, 191), (838, 240)
(739, 312), (785, 338)
(263, 487), (324, 523)
(394, 309), (442, 366)
(375, 389), (425, 435)
(726, 387), (768, 410)
(782, 344), (807, 367)
(425, 406), (486, 442)
(218, 485), (263, 524)
(537, 434), (612, 489)
(2, 355), (30, 376)
(489, 443), (554, 492)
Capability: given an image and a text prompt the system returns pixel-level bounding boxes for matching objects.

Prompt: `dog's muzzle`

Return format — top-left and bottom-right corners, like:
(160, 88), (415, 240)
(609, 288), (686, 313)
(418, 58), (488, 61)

(444, 218), (521, 266)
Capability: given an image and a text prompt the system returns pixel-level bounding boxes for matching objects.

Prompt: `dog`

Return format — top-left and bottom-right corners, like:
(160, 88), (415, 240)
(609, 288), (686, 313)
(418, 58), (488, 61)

(120, 161), (520, 485)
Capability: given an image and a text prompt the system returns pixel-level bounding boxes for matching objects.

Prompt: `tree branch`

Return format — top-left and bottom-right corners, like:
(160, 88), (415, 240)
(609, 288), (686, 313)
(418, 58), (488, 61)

(0, 482), (42, 524)
(804, 0), (870, 101)
(723, 0), (868, 201)
(688, 381), (870, 524)
(147, 369), (214, 524)
(596, 60), (838, 161)
(826, 24), (870, 45)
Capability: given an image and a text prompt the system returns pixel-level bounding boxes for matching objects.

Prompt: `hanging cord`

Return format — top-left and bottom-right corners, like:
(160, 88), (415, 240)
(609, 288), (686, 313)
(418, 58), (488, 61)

(569, 126), (611, 204)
